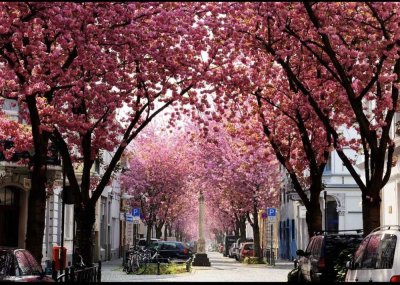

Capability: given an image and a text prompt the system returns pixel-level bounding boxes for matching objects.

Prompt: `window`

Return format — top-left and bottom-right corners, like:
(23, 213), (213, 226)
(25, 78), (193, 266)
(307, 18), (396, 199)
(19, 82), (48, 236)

(0, 187), (18, 206)
(311, 237), (323, 258)
(361, 234), (381, 268)
(306, 238), (315, 254)
(3, 99), (19, 112)
(354, 236), (370, 268)
(375, 234), (397, 269)
(354, 233), (398, 269)
(292, 220), (295, 240)
(323, 154), (332, 173)
(162, 242), (177, 250)
(95, 158), (100, 174)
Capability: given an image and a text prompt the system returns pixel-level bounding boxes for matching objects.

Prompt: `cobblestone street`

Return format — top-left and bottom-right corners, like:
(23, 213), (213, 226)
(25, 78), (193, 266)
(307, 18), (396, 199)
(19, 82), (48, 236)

(101, 251), (293, 282)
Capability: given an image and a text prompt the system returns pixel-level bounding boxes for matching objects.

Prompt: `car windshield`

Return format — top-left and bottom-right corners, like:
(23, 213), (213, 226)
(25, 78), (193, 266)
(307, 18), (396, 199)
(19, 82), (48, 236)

(15, 250), (43, 276)
(244, 244), (254, 250)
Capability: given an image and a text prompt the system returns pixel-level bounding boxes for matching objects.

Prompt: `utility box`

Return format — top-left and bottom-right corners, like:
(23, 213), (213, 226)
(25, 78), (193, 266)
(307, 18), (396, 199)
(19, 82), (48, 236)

(52, 246), (67, 271)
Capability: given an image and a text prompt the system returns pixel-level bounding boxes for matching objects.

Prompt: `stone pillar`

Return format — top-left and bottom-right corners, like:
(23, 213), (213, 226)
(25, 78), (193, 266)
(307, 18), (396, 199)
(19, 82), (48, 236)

(192, 191), (210, 266)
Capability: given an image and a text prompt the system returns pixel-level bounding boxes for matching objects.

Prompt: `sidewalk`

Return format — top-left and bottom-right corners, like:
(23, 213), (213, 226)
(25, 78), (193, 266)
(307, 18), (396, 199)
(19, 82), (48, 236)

(101, 258), (124, 271)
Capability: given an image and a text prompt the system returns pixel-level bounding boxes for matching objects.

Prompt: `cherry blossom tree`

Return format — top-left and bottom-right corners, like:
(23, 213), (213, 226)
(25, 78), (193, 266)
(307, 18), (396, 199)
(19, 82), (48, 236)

(190, 120), (280, 258)
(121, 127), (192, 243)
(206, 2), (400, 236)
(0, 2), (214, 263)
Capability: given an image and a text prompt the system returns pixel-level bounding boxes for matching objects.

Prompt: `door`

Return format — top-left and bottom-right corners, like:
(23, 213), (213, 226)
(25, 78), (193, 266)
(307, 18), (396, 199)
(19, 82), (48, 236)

(0, 187), (20, 247)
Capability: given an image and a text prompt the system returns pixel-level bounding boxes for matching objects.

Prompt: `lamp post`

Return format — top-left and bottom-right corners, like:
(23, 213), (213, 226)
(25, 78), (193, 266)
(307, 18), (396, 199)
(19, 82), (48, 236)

(60, 163), (66, 274)
(192, 190), (210, 266)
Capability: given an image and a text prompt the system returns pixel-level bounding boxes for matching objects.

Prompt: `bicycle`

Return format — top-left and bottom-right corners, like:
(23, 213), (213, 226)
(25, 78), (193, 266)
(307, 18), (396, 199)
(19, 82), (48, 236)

(124, 248), (147, 275)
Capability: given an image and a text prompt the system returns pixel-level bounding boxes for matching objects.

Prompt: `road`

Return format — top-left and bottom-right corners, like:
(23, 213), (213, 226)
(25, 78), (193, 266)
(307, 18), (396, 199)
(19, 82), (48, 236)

(101, 251), (293, 282)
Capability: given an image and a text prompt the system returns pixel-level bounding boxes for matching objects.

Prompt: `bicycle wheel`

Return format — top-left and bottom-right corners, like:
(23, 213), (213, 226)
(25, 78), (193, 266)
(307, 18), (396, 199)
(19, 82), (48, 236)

(126, 258), (132, 273)
(135, 259), (147, 275)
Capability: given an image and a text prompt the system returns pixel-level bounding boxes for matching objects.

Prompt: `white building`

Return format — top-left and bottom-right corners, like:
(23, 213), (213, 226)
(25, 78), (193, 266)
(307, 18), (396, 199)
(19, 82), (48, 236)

(380, 112), (400, 226)
(279, 144), (363, 260)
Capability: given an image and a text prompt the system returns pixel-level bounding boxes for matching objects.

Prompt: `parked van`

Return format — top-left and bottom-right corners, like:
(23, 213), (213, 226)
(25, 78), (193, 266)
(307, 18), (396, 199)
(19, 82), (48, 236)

(345, 226), (400, 282)
(223, 235), (238, 257)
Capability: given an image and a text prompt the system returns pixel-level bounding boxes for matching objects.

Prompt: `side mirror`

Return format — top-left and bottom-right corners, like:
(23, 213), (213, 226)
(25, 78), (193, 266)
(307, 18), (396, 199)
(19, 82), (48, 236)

(345, 260), (354, 269)
(296, 249), (305, 256)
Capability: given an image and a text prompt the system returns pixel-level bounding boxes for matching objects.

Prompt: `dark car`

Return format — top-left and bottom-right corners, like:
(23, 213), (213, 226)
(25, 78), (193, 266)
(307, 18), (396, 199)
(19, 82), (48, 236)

(295, 232), (363, 282)
(0, 248), (54, 282)
(150, 241), (192, 260)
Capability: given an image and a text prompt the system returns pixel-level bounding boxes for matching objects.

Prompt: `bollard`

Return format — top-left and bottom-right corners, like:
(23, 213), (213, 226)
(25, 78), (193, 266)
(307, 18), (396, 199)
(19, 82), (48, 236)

(65, 267), (70, 282)
(272, 251), (275, 266)
(70, 266), (75, 282)
(98, 261), (102, 282)
(157, 261), (160, 275)
(51, 260), (57, 281)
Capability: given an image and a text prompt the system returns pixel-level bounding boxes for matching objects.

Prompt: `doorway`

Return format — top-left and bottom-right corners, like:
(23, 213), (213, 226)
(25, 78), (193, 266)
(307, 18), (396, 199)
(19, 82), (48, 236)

(0, 186), (20, 247)
(326, 199), (339, 232)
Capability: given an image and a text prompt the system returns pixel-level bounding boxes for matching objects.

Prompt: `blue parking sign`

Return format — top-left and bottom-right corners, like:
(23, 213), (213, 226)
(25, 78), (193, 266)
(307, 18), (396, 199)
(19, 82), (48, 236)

(132, 208), (140, 217)
(267, 208), (276, 217)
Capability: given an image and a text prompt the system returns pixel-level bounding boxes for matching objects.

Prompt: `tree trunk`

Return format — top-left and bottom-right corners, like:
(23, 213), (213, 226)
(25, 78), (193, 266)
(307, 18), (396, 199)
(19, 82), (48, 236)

(164, 224), (168, 241)
(234, 219), (240, 237)
(155, 223), (163, 239)
(25, 95), (51, 264)
(146, 223), (153, 244)
(252, 208), (261, 258)
(239, 217), (247, 241)
(168, 224), (172, 237)
(306, 192), (323, 238)
(75, 204), (96, 265)
(25, 174), (47, 263)
(362, 191), (381, 236)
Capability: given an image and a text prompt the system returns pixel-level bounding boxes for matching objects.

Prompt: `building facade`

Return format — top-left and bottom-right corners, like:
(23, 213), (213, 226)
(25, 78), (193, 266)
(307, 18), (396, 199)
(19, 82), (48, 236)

(279, 147), (363, 260)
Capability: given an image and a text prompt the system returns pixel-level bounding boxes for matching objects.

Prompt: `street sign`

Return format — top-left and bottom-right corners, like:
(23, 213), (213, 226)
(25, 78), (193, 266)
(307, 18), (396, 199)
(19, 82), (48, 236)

(126, 214), (133, 222)
(132, 208), (140, 216)
(132, 208), (141, 220)
(267, 208), (276, 221)
(126, 222), (133, 246)
(261, 212), (267, 219)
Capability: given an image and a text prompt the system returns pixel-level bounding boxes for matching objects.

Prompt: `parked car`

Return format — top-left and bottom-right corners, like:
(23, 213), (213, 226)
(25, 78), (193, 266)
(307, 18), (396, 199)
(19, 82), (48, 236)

(232, 238), (253, 261)
(345, 226), (400, 282)
(150, 241), (192, 260)
(228, 243), (236, 258)
(239, 242), (254, 261)
(296, 232), (363, 282)
(0, 248), (55, 282)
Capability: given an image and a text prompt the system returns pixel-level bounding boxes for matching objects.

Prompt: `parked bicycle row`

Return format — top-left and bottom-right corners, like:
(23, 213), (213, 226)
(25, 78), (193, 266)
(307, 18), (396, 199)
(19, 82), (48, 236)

(123, 240), (193, 275)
